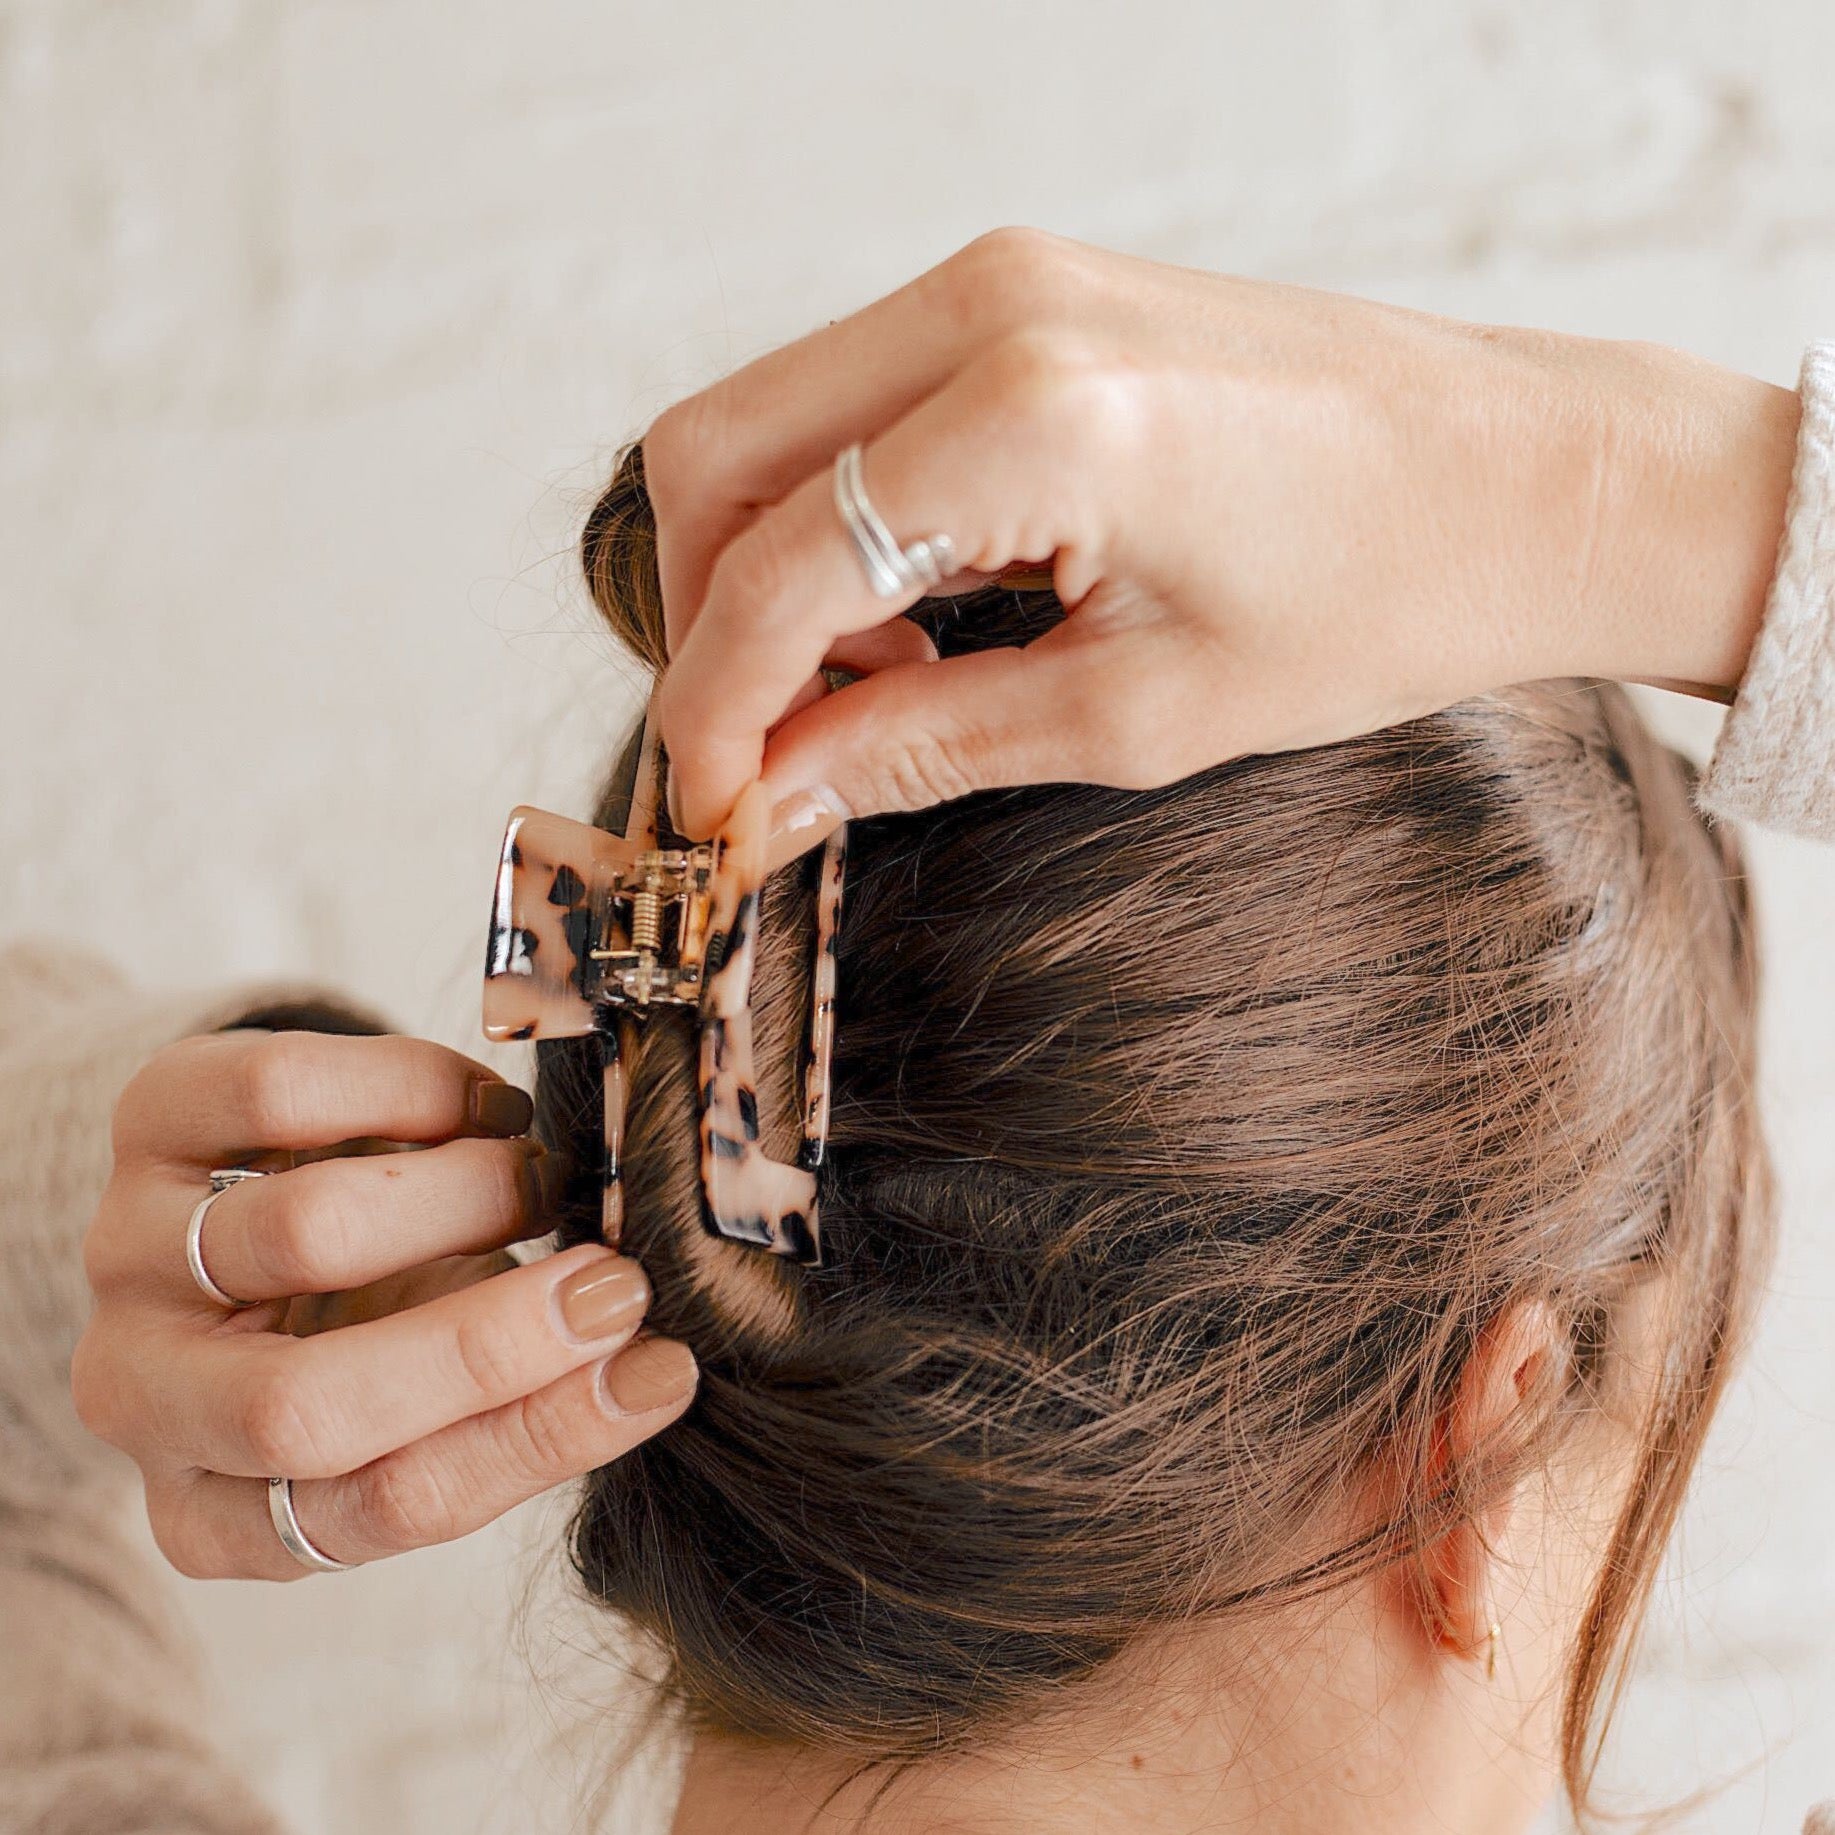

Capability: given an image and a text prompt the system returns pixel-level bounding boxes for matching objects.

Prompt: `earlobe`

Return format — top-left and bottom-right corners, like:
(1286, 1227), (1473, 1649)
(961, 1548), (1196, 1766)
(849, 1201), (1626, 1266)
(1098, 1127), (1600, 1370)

(1410, 1298), (1564, 1671)
(1416, 1512), (1503, 1669)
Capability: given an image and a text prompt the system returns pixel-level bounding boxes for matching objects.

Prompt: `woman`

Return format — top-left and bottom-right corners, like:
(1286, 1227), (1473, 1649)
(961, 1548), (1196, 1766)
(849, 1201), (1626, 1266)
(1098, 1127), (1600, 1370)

(542, 453), (1768, 1834)
(9, 233), (1832, 1832)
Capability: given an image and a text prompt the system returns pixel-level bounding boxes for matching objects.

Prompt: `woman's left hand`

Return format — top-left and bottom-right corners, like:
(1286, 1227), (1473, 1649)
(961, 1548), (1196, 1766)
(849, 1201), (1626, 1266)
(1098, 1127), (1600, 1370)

(642, 229), (1800, 851)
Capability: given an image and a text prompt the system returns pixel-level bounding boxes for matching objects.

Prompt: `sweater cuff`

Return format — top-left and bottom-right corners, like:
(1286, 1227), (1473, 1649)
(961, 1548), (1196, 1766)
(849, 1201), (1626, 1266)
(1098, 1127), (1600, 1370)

(215, 993), (388, 1037)
(1698, 340), (1835, 839)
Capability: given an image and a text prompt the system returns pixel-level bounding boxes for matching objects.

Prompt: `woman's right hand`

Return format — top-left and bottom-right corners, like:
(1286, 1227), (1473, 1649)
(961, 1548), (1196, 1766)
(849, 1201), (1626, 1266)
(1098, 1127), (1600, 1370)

(72, 1028), (697, 1580)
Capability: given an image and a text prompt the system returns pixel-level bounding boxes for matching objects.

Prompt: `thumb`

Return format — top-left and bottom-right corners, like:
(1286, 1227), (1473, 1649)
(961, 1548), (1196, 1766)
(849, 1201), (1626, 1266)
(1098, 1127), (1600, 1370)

(756, 637), (1154, 869)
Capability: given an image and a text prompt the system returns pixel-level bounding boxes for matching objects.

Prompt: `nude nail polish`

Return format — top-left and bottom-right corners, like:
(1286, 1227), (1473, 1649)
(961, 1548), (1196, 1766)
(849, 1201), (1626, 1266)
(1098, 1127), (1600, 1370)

(472, 1079), (534, 1136)
(764, 786), (851, 875)
(600, 1338), (698, 1415)
(515, 1139), (568, 1219)
(555, 1256), (649, 1343)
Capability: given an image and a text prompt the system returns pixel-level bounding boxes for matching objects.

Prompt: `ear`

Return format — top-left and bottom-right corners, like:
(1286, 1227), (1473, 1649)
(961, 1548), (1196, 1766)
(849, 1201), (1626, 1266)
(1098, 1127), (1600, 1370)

(1413, 1299), (1563, 1670)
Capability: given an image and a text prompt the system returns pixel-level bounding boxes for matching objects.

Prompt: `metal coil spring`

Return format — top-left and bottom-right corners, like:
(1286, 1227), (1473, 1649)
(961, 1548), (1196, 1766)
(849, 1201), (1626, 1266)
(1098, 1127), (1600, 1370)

(629, 888), (663, 956)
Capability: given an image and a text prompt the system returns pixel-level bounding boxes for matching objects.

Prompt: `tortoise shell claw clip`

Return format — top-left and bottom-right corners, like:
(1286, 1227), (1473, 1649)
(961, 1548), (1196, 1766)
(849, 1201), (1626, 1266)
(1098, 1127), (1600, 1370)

(481, 705), (845, 1267)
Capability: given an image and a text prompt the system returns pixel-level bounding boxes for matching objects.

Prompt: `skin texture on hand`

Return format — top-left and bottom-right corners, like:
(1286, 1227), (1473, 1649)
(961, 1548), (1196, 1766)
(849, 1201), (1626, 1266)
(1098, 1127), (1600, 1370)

(74, 1029), (697, 1580)
(642, 229), (1800, 845)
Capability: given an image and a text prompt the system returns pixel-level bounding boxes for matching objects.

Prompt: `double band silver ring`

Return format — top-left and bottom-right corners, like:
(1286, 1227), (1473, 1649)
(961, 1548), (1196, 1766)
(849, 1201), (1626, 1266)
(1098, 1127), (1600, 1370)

(185, 1169), (268, 1308)
(268, 1476), (352, 1575)
(833, 442), (957, 599)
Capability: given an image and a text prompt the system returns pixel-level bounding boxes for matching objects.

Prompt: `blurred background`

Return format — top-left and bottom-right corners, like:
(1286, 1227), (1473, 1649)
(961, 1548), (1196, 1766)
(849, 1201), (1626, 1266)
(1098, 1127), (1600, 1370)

(5, 2), (1834, 1829)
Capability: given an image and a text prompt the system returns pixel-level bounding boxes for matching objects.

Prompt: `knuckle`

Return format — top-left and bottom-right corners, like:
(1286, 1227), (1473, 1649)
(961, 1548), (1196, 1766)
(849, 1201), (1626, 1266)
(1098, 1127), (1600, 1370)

(652, 667), (698, 764)
(237, 1363), (328, 1476)
(641, 400), (687, 480)
(644, 390), (727, 511)
(984, 328), (1138, 459)
(239, 1032), (320, 1144)
(711, 513), (799, 628)
(79, 1218), (109, 1297)
(865, 727), (984, 816)
(653, 643), (693, 712)
(643, 393), (698, 470)
(449, 1309), (527, 1409)
(355, 1453), (461, 1550)
(69, 1328), (124, 1446)
(945, 226), (1080, 323)
(505, 1384), (582, 1484)
(255, 1166), (353, 1293)
(110, 1039), (194, 1160)
(80, 1189), (129, 1296)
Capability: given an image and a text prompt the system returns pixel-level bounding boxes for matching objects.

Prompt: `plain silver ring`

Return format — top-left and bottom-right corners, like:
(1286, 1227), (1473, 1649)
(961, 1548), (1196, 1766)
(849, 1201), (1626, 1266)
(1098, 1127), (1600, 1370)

(268, 1476), (352, 1575)
(832, 442), (957, 600)
(185, 1169), (268, 1308)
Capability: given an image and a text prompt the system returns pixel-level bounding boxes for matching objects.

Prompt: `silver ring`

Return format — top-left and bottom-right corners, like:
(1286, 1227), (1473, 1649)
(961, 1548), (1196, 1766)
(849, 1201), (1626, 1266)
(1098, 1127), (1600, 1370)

(267, 1476), (352, 1575)
(185, 1169), (268, 1308)
(833, 442), (957, 600)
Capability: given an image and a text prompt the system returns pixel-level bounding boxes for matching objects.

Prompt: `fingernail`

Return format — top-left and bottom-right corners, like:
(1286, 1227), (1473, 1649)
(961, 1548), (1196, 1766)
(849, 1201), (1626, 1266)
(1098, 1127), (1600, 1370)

(599, 1337), (698, 1416)
(555, 1254), (650, 1343)
(518, 1139), (569, 1219)
(764, 786), (851, 875)
(472, 1079), (534, 1136)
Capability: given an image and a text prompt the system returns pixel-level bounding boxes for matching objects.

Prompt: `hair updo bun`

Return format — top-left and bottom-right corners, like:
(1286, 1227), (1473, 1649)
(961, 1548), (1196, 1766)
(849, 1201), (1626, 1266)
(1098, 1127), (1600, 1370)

(533, 442), (1768, 1816)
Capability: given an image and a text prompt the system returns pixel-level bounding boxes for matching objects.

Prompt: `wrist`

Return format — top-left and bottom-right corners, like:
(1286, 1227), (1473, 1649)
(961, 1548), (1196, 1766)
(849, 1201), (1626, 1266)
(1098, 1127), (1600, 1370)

(1601, 344), (1800, 698)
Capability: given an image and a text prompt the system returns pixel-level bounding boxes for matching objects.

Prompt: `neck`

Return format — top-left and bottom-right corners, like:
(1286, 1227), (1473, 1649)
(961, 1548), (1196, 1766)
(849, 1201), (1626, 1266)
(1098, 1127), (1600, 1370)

(669, 1603), (1554, 1835)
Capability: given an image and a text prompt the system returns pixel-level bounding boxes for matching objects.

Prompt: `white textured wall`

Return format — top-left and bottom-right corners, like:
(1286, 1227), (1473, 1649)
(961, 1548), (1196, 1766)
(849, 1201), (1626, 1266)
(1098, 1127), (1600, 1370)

(6, 3), (1834, 1830)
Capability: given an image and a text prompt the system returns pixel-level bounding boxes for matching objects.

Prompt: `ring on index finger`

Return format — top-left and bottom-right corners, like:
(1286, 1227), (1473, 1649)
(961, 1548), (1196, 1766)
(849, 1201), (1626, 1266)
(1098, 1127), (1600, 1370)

(832, 442), (956, 599)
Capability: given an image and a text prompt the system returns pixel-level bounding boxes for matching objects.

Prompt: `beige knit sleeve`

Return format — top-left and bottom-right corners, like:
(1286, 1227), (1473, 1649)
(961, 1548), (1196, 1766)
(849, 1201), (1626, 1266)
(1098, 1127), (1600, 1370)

(1698, 341), (1835, 838)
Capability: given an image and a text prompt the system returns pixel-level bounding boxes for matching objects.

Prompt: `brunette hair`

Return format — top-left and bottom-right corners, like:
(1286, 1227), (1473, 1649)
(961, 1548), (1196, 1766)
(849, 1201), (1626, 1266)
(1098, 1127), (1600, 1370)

(535, 444), (1770, 1817)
